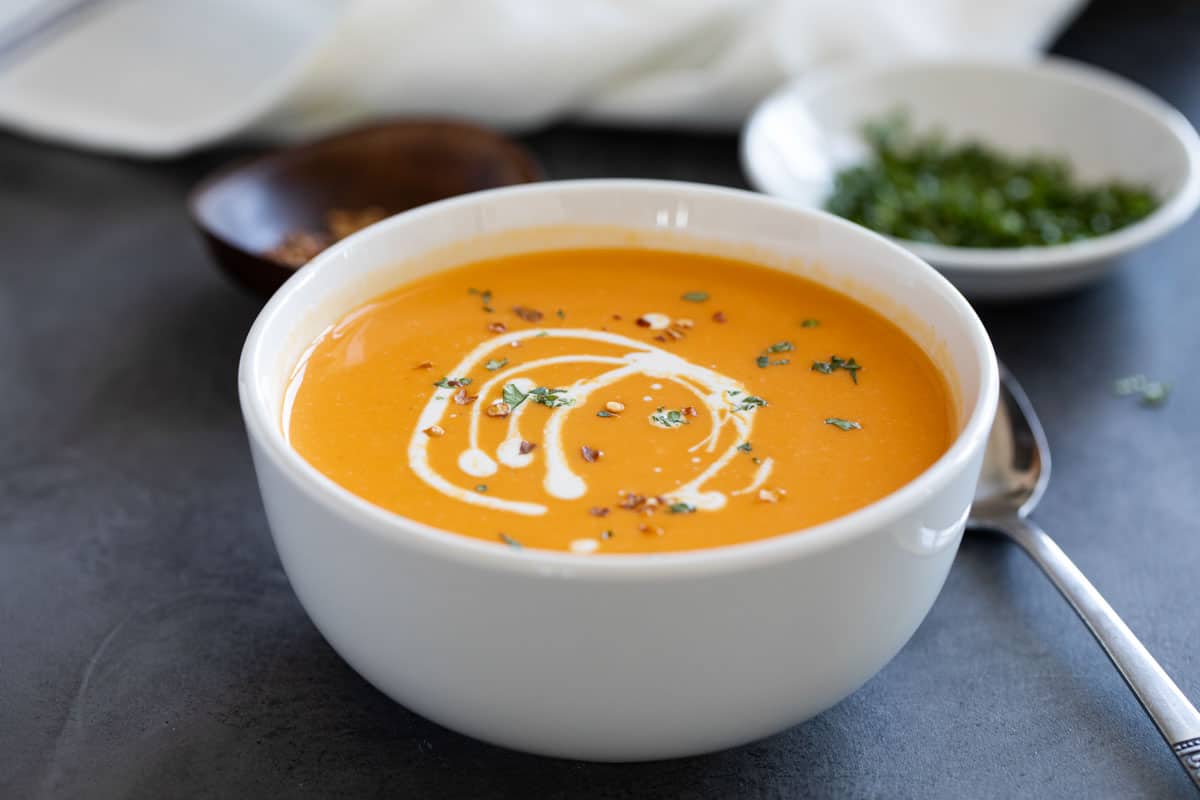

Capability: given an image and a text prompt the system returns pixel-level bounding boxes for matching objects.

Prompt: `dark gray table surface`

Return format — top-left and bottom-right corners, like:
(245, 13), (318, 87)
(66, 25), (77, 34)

(4, 2), (1199, 798)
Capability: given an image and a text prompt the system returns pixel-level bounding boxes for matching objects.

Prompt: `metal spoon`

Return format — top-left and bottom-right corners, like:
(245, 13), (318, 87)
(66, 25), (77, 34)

(968, 366), (1200, 790)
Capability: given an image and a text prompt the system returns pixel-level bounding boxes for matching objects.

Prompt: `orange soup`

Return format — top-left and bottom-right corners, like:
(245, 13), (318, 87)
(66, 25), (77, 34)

(286, 247), (955, 553)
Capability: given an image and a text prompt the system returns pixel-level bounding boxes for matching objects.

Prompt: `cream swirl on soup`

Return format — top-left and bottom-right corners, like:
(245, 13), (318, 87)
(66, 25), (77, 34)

(404, 327), (772, 517)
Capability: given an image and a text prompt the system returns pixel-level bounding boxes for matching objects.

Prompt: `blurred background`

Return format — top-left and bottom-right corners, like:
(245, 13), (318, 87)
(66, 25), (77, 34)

(5, 1), (1200, 798)
(1, 0), (1082, 156)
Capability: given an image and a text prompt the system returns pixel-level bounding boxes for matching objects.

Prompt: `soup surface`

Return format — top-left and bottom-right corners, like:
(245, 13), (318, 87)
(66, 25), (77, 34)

(286, 247), (955, 553)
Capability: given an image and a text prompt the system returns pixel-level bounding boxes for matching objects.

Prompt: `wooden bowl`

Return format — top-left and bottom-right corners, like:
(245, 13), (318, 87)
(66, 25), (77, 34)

(189, 120), (544, 296)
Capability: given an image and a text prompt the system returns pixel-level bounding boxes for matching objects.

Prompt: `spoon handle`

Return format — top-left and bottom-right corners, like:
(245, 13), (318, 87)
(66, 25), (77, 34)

(993, 515), (1200, 790)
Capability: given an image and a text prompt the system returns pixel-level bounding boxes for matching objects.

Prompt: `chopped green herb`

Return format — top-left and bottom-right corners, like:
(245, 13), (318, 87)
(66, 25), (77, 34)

(650, 408), (689, 428)
(498, 532), (522, 548)
(526, 386), (575, 408)
(801, 319), (820, 328)
(468, 288), (494, 312)
(811, 355), (862, 384)
(1114, 374), (1171, 407)
(556, 309), (565, 319)
(484, 358), (508, 371)
(824, 111), (1159, 248)
(1141, 382), (1170, 407)
(434, 376), (473, 389)
(731, 393), (768, 412)
(756, 341), (794, 368)
(736, 442), (753, 453)
(535, 331), (549, 338)
(596, 409), (616, 418)
(825, 417), (862, 431)
(475, 484), (488, 493)
(681, 291), (710, 303)
(668, 502), (697, 514)
(502, 383), (527, 407)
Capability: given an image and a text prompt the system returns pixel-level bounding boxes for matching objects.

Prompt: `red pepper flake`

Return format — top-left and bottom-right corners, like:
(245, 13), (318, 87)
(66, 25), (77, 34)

(413, 361), (433, 370)
(265, 230), (333, 268)
(653, 335), (667, 342)
(612, 314), (623, 321)
(619, 493), (646, 510)
(580, 445), (601, 463)
(635, 317), (652, 328)
(589, 507), (610, 517)
(682, 406), (698, 417)
(712, 310), (727, 323)
(487, 321), (507, 334)
(518, 440), (537, 455)
(453, 388), (477, 405)
(512, 306), (543, 322)
(638, 523), (664, 536)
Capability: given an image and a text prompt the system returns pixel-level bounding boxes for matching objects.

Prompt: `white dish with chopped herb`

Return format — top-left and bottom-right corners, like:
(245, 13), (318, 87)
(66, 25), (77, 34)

(741, 57), (1200, 299)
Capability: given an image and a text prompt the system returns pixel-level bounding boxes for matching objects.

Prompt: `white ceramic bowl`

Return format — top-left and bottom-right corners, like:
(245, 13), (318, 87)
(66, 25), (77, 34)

(239, 180), (999, 761)
(742, 58), (1200, 300)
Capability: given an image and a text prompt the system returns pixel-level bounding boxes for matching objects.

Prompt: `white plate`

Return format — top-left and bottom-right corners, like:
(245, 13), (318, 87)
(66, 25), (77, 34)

(741, 57), (1200, 300)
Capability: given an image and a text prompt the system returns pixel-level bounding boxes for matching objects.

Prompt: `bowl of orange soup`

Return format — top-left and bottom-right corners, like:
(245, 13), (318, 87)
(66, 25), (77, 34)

(239, 179), (998, 761)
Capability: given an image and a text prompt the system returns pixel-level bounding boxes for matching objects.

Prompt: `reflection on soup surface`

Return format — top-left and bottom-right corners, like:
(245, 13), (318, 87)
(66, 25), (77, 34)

(286, 247), (955, 553)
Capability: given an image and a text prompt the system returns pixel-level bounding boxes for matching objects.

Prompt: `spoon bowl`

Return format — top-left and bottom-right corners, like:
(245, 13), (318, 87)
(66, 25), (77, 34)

(969, 365), (1049, 522)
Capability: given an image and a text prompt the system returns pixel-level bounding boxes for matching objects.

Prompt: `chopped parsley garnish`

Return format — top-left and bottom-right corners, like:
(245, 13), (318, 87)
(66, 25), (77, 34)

(730, 393), (768, 412)
(527, 387), (575, 408)
(475, 484), (488, 493)
(596, 409), (616, 418)
(502, 383), (526, 407)
(1114, 374), (1171, 407)
(556, 309), (565, 319)
(468, 287), (494, 312)
(667, 502), (697, 514)
(811, 355), (862, 384)
(825, 417), (862, 431)
(756, 341), (794, 368)
(498, 532), (522, 548)
(504, 384), (576, 410)
(484, 358), (508, 371)
(824, 111), (1159, 248)
(535, 331), (549, 337)
(801, 318), (820, 328)
(681, 291), (710, 303)
(650, 408), (689, 428)
(737, 442), (752, 453)
(434, 376), (473, 389)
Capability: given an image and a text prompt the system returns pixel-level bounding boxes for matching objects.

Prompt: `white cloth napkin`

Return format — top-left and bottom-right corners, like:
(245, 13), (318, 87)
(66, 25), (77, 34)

(0, 0), (1083, 158)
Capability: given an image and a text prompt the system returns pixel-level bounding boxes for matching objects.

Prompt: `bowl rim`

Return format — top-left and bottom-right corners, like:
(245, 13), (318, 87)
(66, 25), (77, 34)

(742, 55), (1200, 273)
(239, 179), (999, 579)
